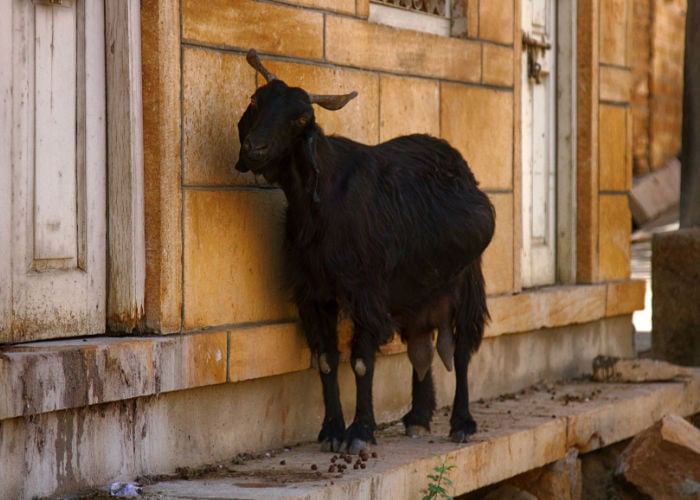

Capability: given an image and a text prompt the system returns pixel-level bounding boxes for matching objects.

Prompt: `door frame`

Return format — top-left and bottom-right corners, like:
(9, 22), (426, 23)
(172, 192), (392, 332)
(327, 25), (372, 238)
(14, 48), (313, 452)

(106, 0), (146, 332)
(556, 0), (577, 284)
(520, 0), (578, 288)
(521, 0), (557, 287)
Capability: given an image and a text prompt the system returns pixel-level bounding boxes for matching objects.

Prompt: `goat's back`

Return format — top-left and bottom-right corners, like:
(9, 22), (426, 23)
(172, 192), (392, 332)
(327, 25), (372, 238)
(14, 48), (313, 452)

(308, 133), (494, 309)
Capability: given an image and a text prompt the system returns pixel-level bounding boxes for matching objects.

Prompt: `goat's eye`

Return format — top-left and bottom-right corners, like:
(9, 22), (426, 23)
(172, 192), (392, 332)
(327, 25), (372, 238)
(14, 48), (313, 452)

(250, 96), (257, 107)
(296, 116), (308, 127)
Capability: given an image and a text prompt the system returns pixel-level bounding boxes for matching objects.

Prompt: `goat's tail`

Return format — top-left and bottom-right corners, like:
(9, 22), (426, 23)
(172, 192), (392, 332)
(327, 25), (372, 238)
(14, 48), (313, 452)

(455, 258), (489, 355)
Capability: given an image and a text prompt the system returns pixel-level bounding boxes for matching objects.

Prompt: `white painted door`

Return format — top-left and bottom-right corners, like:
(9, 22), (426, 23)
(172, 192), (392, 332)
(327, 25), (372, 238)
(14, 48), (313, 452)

(0, 0), (106, 343)
(521, 0), (556, 287)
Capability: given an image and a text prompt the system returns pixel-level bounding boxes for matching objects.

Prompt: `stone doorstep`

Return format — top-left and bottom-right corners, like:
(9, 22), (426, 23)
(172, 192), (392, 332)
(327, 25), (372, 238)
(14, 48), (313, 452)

(135, 371), (700, 500)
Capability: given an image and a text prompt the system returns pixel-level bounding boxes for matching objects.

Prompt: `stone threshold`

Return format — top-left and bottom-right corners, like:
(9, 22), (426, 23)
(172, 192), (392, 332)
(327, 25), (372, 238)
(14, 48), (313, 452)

(138, 371), (700, 499)
(0, 281), (644, 421)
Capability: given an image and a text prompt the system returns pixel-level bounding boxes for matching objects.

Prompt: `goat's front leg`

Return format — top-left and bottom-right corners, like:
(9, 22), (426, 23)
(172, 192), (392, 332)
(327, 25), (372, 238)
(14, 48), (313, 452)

(346, 332), (378, 454)
(344, 295), (394, 453)
(299, 300), (345, 451)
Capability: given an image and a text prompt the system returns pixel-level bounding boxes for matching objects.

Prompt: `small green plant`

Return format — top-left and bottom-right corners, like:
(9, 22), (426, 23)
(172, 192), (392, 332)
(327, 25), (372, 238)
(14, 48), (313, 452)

(423, 454), (456, 500)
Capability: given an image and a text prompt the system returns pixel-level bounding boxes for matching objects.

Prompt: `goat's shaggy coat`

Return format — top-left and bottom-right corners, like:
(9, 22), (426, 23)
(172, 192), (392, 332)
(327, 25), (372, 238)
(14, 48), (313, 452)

(236, 50), (495, 453)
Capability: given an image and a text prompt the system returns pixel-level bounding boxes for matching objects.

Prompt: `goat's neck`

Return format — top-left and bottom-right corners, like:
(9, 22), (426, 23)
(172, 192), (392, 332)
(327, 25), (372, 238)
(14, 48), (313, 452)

(278, 127), (330, 243)
(279, 126), (328, 211)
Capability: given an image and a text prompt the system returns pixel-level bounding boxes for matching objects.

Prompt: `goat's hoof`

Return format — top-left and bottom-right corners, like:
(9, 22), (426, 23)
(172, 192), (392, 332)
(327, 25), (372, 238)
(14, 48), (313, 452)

(346, 438), (370, 455)
(449, 430), (470, 443)
(405, 425), (430, 439)
(449, 419), (477, 443)
(320, 437), (343, 453)
(342, 422), (376, 454)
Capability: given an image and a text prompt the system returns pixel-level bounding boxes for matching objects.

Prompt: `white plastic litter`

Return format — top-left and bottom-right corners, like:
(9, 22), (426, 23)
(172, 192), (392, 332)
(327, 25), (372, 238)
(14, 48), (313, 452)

(109, 481), (143, 497)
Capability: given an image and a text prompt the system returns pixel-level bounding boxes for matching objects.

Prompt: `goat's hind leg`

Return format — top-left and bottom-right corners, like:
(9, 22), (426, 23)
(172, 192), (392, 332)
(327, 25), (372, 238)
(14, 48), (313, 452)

(449, 335), (477, 442)
(403, 366), (437, 437)
(402, 330), (437, 437)
(449, 264), (487, 442)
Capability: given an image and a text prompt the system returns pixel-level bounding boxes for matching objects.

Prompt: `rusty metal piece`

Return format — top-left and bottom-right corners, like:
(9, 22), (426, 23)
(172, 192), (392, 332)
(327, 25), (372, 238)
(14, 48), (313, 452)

(522, 32), (552, 84)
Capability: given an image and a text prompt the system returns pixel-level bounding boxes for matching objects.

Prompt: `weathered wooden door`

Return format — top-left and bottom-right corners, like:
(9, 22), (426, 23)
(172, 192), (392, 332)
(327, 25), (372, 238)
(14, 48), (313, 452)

(521, 0), (557, 287)
(0, 0), (106, 343)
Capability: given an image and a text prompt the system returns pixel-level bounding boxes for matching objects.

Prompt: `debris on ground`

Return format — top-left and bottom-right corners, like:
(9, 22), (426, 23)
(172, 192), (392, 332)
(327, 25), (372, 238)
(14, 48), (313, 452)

(616, 413), (700, 498)
(592, 355), (695, 382)
(109, 481), (142, 497)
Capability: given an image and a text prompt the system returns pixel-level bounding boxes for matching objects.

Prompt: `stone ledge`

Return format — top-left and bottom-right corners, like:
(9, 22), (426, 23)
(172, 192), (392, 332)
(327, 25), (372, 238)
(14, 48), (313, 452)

(0, 332), (228, 420)
(139, 371), (700, 499)
(0, 282), (645, 420)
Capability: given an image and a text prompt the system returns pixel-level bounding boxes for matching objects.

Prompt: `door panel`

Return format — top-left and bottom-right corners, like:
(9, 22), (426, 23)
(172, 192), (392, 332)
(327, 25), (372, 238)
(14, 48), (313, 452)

(33, 3), (78, 266)
(521, 0), (556, 287)
(1, 0), (106, 343)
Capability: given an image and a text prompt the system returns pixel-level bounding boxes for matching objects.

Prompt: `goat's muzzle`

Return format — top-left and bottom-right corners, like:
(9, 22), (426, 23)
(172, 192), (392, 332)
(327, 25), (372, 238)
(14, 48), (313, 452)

(237, 137), (270, 173)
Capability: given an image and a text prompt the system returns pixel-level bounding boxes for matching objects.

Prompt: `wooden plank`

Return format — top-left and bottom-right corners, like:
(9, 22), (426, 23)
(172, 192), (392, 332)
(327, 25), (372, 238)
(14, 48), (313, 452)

(80, 0), (107, 334)
(0, 0), (11, 341)
(556, 0), (578, 285)
(106, 0), (145, 332)
(33, 2), (78, 264)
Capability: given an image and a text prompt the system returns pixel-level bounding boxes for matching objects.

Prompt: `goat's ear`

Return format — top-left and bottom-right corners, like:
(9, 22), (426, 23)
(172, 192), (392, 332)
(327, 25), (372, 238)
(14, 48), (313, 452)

(308, 91), (358, 111)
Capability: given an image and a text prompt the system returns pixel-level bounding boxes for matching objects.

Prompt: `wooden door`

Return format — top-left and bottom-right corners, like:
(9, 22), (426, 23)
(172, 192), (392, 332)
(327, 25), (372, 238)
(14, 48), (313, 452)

(521, 0), (556, 287)
(0, 0), (106, 343)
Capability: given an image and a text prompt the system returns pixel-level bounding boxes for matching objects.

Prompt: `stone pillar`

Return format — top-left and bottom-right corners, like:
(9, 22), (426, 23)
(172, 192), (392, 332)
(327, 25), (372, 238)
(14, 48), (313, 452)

(651, 227), (700, 365)
(681, 0), (700, 227)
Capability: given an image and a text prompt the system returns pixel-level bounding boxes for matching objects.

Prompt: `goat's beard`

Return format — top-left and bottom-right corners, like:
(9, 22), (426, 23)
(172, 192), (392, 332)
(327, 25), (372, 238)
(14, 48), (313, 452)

(236, 156), (279, 184)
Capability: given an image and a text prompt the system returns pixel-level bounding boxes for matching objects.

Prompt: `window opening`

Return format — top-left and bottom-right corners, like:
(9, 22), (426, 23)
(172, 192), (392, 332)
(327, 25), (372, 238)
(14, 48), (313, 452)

(369, 0), (452, 36)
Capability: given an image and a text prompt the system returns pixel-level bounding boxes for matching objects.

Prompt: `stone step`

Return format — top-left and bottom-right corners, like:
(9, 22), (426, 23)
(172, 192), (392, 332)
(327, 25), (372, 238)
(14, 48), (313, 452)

(134, 370), (700, 499)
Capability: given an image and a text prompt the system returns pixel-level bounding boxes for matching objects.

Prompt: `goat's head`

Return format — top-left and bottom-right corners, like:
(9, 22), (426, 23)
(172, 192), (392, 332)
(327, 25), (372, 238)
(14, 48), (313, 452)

(235, 49), (357, 184)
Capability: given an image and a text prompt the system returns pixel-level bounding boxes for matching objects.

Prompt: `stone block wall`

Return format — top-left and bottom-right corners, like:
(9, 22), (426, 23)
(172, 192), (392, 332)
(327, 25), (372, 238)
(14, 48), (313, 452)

(142, 0), (519, 344)
(630, 0), (686, 175)
(140, 0), (643, 384)
(578, 0), (634, 283)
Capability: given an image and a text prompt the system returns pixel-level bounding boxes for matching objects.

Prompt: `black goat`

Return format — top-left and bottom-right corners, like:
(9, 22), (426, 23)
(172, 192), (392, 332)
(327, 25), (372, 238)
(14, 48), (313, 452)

(235, 50), (495, 454)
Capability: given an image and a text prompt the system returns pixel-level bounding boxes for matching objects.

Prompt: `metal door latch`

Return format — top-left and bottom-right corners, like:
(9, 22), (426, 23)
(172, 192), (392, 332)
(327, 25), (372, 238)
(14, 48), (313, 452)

(522, 32), (552, 84)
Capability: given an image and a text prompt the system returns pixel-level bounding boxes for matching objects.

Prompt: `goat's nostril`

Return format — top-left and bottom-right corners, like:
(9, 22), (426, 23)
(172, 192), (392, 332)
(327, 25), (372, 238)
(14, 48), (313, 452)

(248, 143), (269, 159)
